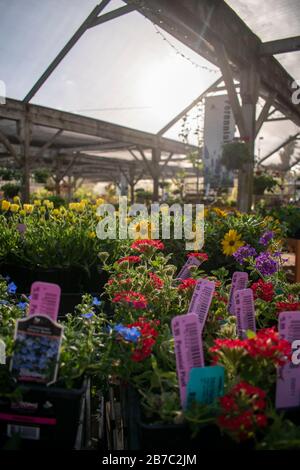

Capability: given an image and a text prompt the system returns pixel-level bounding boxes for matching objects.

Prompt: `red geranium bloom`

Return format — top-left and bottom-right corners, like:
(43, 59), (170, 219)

(187, 252), (208, 261)
(117, 255), (141, 265)
(131, 239), (164, 252)
(251, 279), (274, 302)
(112, 291), (148, 309)
(149, 272), (164, 289)
(178, 278), (197, 290)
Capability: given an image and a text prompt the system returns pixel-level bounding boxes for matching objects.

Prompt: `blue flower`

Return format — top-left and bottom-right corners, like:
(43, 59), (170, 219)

(7, 282), (17, 294)
(82, 312), (94, 319)
(114, 324), (141, 343)
(17, 302), (28, 311)
(92, 297), (101, 307)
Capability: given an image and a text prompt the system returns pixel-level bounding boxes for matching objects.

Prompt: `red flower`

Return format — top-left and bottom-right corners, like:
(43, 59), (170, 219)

(213, 291), (228, 304)
(117, 255), (141, 265)
(178, 278), (197, 291)
(112, 291), (148, 309)
(127, 317), (160, 362)
(276, 301), (300, 313)
(210, 328), (291, 367)
(187, 252), (208, 262)
(149, 272), (164, 289)
(218, 381), (267, 441)
(251, 279), (274, 302)
(131, 239), (164, 252)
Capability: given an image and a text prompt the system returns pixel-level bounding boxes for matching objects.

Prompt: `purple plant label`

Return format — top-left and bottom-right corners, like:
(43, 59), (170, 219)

(28, 282), (61, 322)
(228, 272), (248, 315)
(176, 257), (201, 281)
(0, 339), (6, 365)
(276, 311), (300, 409)
(171, 313), (204, 407)
(187, 279), (215, 330)
(10, 315), (63, 385)
(234, 288), (256, 338)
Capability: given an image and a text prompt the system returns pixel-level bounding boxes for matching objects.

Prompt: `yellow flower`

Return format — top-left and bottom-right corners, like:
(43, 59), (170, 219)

(96, 197), (105, 206)
(39, 206), (46, 214)
(214, 208), (227, 217)
(88, 231), (96, 239)
(1, 200), (10, 211)
(221, 229), (244, 256)
(34, 199), (41, 206)
(19, 210), (26, 216)
(13, 196), (20, 204)
(52, 209), (60, 216)
(10, 204), (20, 213)
(23, 204), (34, 214)
(43, 199), (53, 209)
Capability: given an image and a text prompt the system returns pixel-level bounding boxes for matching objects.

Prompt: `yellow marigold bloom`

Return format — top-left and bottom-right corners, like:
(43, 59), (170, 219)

(23, 204), (34, 214)
(69, 203), (76, 211)
(88, 231), (96, 239)
(221, 229), (244, 256)
(39, 206), (46, 214)
(52, 209), (60, 216)
(1, 200), (10, 211)
(34, 199), (41, 206)
(204, 208), (209, 217)
(13, 196), (20, 204)
(46, 201), (54, 210)
(10, 204), (20, 213)
(19, 210), (26, 216)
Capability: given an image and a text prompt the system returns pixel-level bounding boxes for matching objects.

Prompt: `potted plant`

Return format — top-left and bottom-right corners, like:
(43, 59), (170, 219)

(221, 141), (251, 171)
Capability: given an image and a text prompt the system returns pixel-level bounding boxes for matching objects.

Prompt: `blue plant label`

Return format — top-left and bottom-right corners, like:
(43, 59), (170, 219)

(0, 339), (6, 364)
(187, 365), (224, 406)
(10, 315), (63, 385)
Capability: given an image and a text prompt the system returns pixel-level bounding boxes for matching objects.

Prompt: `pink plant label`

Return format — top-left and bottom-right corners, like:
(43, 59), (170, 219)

(228, 272), (248, 315)
(176, 257), (201, 281)
(171, 313), (204, 407)
(276, 311), (300, 409)
(234, 288), (256, 338)
(28, 282), (61, 321)
(187, 279), (215, 330)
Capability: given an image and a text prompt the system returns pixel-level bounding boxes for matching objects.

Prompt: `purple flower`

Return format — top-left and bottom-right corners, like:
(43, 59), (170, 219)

(17, 302), (28, 311)
(255, 252), (278, 276)
(233, 244), (257, 265)
(259, 230), (274, 246)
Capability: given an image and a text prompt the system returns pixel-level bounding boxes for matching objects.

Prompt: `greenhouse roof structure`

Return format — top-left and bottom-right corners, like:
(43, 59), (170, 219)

(0, 0), (299, 206)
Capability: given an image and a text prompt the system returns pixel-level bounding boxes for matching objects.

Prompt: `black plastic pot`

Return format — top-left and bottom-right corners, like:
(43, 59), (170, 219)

(0, 378), (89, 450)
(1, 264), (109, 315)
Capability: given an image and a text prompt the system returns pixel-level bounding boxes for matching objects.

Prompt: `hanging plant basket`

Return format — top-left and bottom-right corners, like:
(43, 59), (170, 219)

(221, 142), (251, 171)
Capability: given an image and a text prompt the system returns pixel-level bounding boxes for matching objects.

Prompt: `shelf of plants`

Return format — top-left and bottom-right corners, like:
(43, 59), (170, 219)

(0, 200), (300, 450)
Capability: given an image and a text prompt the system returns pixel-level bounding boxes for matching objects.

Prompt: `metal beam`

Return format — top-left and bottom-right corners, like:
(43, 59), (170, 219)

(260, 36), (300, 56)
(157, 76), (223, 136)
(259, 133), (300, 165)
(23, 0), (111, 102)
(88, 4), (136, 28)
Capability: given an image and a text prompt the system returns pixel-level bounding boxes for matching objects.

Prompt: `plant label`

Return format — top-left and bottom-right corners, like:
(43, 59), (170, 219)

(234, 288), (256, 338)
(276, 311), (300, 409)
(171, 313), (204, 407)
(228, 272), (248, 315)
(10, 315), (63, 385)
(187, 365), (224, 406)
(28, 282), (61, 322)
(176, 256), (201, 281)
(187, 279), (215, 330)
(17, 224), (26, 235)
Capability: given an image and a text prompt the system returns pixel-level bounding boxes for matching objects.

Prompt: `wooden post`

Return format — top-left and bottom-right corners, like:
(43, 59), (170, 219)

(151, 148), (161, 202)
(238, 64), (259, 212)
(19, 114), (32, 202)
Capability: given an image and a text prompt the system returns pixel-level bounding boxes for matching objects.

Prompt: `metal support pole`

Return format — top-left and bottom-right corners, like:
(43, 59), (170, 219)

(151, 148), (161, 202)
